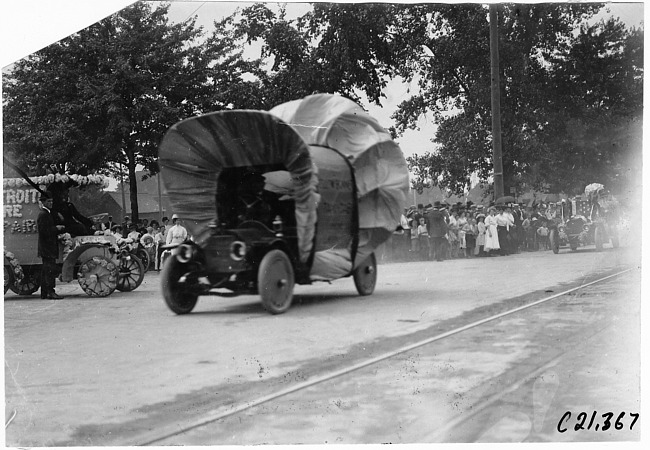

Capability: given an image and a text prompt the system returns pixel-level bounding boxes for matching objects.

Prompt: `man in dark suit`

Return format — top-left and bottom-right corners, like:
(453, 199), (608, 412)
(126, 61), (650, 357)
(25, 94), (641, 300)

(52, 185), (94, 237)
(105, 215), (116, 232)
(427, 201), (449, 261)
(37, 191), (65, 299)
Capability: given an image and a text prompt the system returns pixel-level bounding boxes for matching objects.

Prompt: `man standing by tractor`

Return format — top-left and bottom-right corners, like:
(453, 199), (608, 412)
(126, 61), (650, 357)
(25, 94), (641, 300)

(37, 191), (65, 299)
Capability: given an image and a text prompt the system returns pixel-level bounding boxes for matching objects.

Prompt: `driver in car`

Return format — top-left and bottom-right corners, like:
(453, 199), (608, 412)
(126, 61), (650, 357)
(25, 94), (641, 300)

(237, 172), (279, 227)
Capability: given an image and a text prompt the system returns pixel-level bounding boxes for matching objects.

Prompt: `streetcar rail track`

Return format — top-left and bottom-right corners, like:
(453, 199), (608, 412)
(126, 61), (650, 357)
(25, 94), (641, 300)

(129, 267), (635, 446)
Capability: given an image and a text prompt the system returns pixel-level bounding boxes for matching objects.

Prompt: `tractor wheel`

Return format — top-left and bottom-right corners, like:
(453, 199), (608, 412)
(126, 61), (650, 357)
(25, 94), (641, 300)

(77, 255), (118, 297)
(10, 266), (41, 296)
(116, 253), (145, 292)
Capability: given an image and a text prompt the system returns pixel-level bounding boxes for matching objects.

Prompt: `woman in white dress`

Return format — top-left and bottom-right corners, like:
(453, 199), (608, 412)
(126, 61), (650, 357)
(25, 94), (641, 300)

(483, 207), (500, 255)
(475, 214), (487, 256)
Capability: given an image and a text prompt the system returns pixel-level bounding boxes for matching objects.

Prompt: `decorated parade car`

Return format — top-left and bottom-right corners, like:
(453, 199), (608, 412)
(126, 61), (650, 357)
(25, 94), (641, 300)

(158, 94), (410, 314)
(548, 183), (620, 254)
(3, 171), (146, 297)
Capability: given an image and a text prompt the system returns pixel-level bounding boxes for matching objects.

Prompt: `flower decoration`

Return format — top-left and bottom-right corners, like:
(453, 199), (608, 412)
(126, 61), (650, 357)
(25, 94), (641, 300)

(3, 174), (111, 189)
(3, 249), (25, 286)
(58, 233), (75, 261)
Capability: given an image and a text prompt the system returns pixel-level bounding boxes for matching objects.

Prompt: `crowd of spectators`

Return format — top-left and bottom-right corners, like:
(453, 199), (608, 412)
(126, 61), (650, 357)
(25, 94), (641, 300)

(95, 214), (188, 270)
(385, 200), (570, 262)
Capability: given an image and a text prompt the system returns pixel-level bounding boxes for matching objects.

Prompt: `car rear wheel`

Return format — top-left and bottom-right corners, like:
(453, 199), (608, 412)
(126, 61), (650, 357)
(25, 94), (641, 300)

(594, 225), (604, 251)
(353, 253), (377, 296)
(549, 230), (560, 254)
(258, 249), (294, 314)
(610, 228), (620, 248)
(161, 257), (199, 314)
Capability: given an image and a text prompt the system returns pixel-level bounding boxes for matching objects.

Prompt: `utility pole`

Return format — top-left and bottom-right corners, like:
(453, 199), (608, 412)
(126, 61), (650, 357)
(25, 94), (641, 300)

(489, 4), (505, 201)
(119, 162), (126, 217)
(157, 169), (163, 221)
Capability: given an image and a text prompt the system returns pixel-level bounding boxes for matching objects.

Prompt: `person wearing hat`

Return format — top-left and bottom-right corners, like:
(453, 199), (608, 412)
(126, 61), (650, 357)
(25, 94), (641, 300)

(511, 203), (524, 253)
(426, 201), (449, 261)
(122, 216), (132, 232)
(399, 207), (411, 259)
(126, 223), (141, 243)
(496, 206), (513, 255)
(474, 213), (487, 256)
(105, 215), (116, 232)
(37, 191), (66, 299)
(166, 213), (188, 245)
(111, 224), (123, 239)
(50, 182), (94, 237)
(484, 206), (500, 255)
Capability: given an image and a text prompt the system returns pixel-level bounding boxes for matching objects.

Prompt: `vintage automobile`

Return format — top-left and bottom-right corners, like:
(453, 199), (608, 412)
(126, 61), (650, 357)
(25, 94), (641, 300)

(550, 184), (620, 253)
(158, 94), (410, 314)
(3, 172), (145, 297)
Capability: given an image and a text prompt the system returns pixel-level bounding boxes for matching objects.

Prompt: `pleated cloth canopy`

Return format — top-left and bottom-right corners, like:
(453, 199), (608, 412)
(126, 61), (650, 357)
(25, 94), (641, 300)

(158, 111), (319, 262)
(270, 94), (410, 279)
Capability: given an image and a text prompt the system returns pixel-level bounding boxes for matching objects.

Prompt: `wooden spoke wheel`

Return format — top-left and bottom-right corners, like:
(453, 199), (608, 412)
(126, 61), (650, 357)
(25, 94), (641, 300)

(77, 256), (118, 297)
(161, 257), (199, 315)
(10, 266), (41, 296)
(116, 254), (145, 292)
(136, 248), (151, 272)
(258, 249), (295, 314)
(4, 265), (14, 295)
(353, 253), (377, 296)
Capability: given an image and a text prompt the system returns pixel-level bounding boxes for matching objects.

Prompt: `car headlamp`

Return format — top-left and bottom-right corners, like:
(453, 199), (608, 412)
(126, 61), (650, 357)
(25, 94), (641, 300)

(176, 244), (194, 264)
(230, 241), (247, 261)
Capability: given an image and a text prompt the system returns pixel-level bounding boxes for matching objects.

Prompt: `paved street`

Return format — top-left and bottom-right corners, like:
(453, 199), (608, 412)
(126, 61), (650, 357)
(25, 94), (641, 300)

(3, 242), (641, 446)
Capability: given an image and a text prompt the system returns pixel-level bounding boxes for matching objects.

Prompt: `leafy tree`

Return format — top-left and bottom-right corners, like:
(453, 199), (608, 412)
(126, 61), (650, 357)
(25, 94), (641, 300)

(388, 3), (642, 197)
(3, 2), (250, 221)
(538, 20), (644, 195)
(227, 2), (401, 108)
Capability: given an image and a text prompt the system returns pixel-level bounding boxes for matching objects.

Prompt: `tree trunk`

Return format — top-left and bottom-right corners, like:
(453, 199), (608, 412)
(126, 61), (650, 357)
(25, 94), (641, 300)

(127, 150), (139, 223)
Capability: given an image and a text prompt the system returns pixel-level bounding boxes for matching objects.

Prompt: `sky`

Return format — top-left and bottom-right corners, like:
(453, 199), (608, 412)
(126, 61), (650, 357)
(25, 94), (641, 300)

(0, 1), (645, 164)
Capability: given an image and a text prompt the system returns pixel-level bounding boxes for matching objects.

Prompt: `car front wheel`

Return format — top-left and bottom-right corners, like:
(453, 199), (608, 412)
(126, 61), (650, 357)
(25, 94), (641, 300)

(161, 257), (199, 314)
(258, 249), (295, 314)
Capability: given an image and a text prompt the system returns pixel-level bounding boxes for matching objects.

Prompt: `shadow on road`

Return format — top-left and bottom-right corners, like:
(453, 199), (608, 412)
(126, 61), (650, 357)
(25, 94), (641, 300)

(189, 289), (398, 315)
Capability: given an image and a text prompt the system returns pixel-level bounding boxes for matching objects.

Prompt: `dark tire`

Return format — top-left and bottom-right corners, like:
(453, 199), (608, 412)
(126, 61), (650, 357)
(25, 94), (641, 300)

(136, 248), (150, 272)
(161, 256), (198, 314)
(594, 226), (604, 251)
(4, 265), (14, 295)
(77, 256), (118, 297)
(610, 228), (620, 248)
(258, 249), (294, 314)
(116, 254), (145, 292)
(569, 239), (578, 251)
(10, 266), (41, 295)
(353, 253), (377, 296)
(549, 230), (560, 254)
